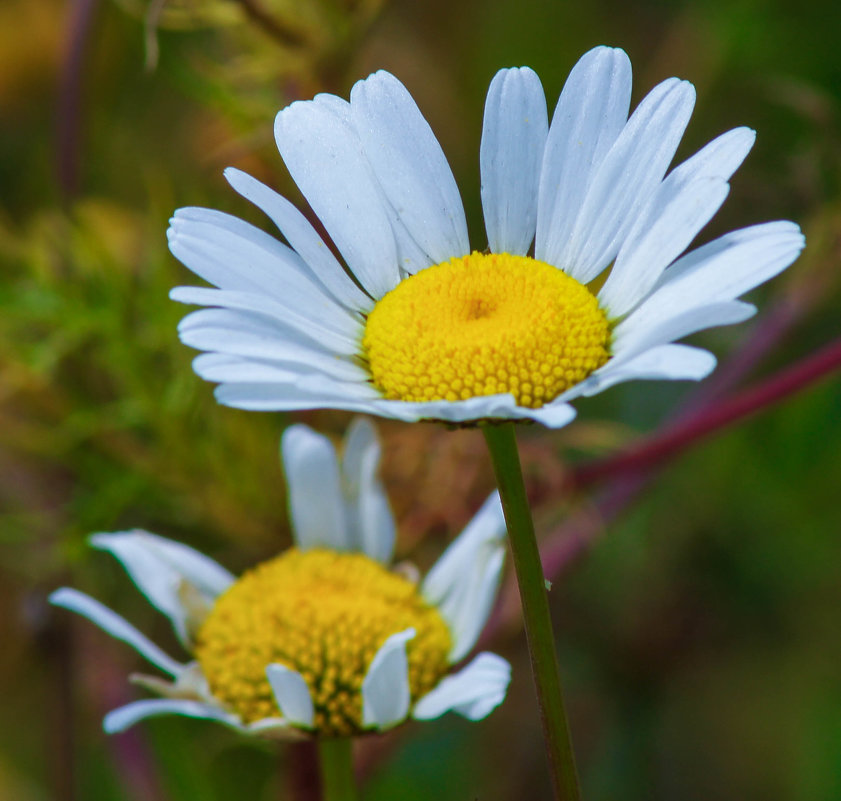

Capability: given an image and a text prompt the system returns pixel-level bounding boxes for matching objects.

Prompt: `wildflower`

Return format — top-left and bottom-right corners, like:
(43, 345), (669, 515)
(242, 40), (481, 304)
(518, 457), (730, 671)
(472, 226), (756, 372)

(50, 419), (510, 737)
(167, 46), (804, 426)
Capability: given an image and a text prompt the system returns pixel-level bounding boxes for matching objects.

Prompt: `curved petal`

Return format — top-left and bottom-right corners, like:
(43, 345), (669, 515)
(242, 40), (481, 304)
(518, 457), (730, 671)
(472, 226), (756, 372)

(341, 417), (396, 564)
(170, 286), (361, 355)
(612, 300), (756, 363)
(281, 425), (349, 551)
(361, 628), (415, 730)
(667, 126), (755, 186)
(481, 66), (548, 255)
(637, 221), (805, 319)
(598, 176), (730, 317)
(167, 209), (358, 339)
(245, 717), (307, 740)
(555, 76), (696, 284)
(90, 530), (234, 646)
(49, 588), (185, 677)
(275, 97), (400, 298)
(103, 699), (240, 734)
(536, 46), (632, 270)
(213, 376), (382, 412)
(223, 167), (374, 312)
(177, 308), (367, 383)
(562, 343), (717, 402)
(595, 129), (754, 320)
(192, 353), (301, 384)
(412, 652), (511, 721)
(361, 395), (576, 427)
(214, 375), (578, 429)
(130, 661), (212, 702)
(421, 494), (506, 662)
(350, 71), (469, 268)
(266, 664), (314, 728)
(514, 400), (578, 428)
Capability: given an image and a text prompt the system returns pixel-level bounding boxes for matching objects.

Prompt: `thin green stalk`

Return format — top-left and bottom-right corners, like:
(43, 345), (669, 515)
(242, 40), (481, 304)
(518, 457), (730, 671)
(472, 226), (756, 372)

(318, 738), (358, 801)
(482, 422), (581, 801)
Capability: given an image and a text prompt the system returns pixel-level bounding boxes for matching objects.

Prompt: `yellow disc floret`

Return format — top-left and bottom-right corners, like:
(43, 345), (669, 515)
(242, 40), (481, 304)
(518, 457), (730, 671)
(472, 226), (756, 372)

(195, 548), (451, 736)
(363, 252), (611, 409)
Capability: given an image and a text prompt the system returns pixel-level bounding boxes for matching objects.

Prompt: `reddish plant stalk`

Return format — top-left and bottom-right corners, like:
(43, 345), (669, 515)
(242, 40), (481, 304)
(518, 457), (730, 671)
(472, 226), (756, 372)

(571, 336), (841, 490)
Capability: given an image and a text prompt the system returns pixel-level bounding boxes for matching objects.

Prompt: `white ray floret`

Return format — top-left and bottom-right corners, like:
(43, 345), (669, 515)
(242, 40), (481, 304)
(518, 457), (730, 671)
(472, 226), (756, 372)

(413, 653), (513, 722)
(421, 494), (507, 662)
(362, 628), (415, 730)
(49, 588), (186, 677)
(266, 664), (315, 728)
(89, 530), (234, 645)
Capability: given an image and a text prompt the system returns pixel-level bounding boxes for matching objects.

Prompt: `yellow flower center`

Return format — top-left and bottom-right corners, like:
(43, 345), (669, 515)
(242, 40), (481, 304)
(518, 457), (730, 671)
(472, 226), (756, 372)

(363, 252), (611, 409)
(195, 548), (451, 736)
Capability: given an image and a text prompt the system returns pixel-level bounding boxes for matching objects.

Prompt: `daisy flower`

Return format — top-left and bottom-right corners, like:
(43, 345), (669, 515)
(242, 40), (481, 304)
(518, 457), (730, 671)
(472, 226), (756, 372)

(167, 45), (804, 427)
(50, 418), (510, 738)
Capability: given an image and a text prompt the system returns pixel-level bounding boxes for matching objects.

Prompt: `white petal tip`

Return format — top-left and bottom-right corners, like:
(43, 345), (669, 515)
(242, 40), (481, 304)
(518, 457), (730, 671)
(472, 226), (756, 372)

(413, 653), (511, 722)
(266, 664), (315, 728)
(362, 628), (415, 730)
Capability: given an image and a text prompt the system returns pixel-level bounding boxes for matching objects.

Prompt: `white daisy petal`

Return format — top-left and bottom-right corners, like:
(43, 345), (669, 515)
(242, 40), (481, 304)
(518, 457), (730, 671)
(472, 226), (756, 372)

(170, 286), (361, 355)
(668, 126), (755, 185)
(558, 76), (696, 283)
(412, 652), (511, 721)
(191, 353), (301, 384)
(565, 344), (717, 401)
(223, 167), (374, 312)
(595, 129), (754, 319)
(213, 378), (381, 412)
(213, 378), (579, 428)
(103, 699), (240, 734)
(613, 300), (757, 362)
(598, 176), (730, 317)
(177, 308), (367, 383)
(198, 358), (376, 395)
(639, 221), (805, 316)
(341, 417), (396, 564)
(89, 530), (234, 646)
(350, 71), (469, 267)
(311, 91), (353, 120)
(130, 661), (211, 702)
(265, 664), (315, 728)
(313, 84), (434, 279)
(246, 718), (306, 740)
(516, 401), (578, 428)
(481, 66), (548, 255)
(361, 628), (415, 730)
(213, 384), (388, 414)
(49, 588), (185, 677)
(536, 46), (632, 269)
(275, 98), (400, 298)
(168, 212), (358, 337)
(281, 425), (349, 552)
(421, 493), (506, 662)
(373, 395), (577, 427)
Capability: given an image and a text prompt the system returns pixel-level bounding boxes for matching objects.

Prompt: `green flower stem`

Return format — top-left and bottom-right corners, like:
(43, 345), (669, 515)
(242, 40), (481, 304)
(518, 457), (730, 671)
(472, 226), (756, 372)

(318, 738), (358, 801)
(482, 422), (581, 801)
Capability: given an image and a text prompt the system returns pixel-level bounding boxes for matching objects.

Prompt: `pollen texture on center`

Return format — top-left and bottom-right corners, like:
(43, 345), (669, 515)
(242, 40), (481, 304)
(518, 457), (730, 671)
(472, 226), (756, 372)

(362, 252), (611, 408)
(195, 548), (451, 736)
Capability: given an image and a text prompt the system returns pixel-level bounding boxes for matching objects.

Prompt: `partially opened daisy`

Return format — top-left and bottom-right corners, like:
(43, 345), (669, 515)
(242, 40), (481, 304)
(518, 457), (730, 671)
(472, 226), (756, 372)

(50, 418), (510, 738)
(168, 45), (804, 427)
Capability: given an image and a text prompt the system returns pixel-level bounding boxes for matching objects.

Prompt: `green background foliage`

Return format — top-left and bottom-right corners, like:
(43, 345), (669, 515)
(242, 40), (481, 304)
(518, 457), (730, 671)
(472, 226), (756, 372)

(1, 0), (839, 798)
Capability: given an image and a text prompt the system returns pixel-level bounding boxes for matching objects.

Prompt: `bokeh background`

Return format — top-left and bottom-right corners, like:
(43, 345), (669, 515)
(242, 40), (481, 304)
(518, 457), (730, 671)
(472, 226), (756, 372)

(2, 0), (840, 799)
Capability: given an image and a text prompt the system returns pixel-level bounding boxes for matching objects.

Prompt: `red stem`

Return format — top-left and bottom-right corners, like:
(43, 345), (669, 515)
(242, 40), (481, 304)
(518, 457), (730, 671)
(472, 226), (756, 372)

(56, 0), (98, 203)
(571, 336), (841, 489)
